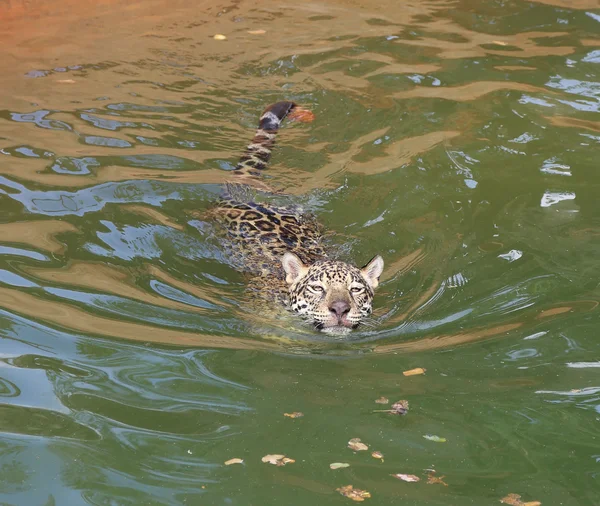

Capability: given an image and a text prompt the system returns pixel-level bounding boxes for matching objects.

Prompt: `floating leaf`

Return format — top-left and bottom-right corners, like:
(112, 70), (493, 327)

(330, 462), (351, 470)
(337, 485), (371, 501)
(213, 34), (227, 40)
(284, 412), (304, 418)
(403, 368), (426, 376)
(261, 454), (295, 466)
(288, 106), (316, 123)
(375, 396), (389, 404)
(373, 399), (409, 415)
(348, 438), (369, 451)
(247, 29), (266, 35)
(501, 495), (523, 506)
(391, 473), (420, 482)
(371, 451), (384, 461)
(427, 472), (448, 486)
(500, 493), (541, 506)
(390, 400), (409, 415)
(224, 458), (244, 465)
(423, 434), (446, 443)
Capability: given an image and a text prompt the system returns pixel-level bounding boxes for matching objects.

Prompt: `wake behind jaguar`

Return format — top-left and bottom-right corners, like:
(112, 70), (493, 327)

(209, 101), (384, 335)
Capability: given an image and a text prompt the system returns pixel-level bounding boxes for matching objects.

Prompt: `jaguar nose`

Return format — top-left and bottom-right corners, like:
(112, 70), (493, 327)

(329, 301), (351, 318)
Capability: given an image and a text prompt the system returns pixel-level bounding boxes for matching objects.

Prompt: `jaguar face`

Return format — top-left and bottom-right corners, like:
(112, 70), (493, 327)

(281, 252), (384, 335)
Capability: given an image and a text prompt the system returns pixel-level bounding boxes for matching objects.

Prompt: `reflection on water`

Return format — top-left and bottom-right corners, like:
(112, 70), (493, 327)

(0, 0), (598, 349)
(1, 0), (600, 503)
(0, 310), (246, 503)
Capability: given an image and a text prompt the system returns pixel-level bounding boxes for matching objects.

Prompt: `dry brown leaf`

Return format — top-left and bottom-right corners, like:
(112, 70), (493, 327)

(391, 473), (420, 482)
(390, 400), (409, 415)
(337, 485), (371, 502)
(224, 458), (244, 465)
(373, 399), (409, 415)
(330, 462), (350, 470)
(403, 368), (426, 376)
(284, 412), (304, 418)
(247, 29), (266, 35)
(500, 493), (541, 506)
(501, 494), (523, 505)
(375, 396), (389, 404)
(288, 106), (316, 123)
(213, 34), (227, 40)
(371, 451), (384, 461)
(261, 454), (295, 466)
(427, 472), (448, 487)
(348, 438), (369, 451)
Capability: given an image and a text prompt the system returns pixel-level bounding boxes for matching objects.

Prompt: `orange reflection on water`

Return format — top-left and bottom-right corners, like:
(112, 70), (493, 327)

(0, 285), (277, 350)
(548, 116), (600, 133)
(0, 219), (78, 254)
(1, 0), (594, 354)
(374, 323), (524, 353)
(393, 81), (550, 102)
(24, 260), (230, 314)
(397, 22), (574, 60)
(529, 0), (600, 7)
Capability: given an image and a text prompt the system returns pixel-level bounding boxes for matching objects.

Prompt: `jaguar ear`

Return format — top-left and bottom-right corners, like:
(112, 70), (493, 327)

(282, 252), (308, 286)
(360, 255), (384, 289)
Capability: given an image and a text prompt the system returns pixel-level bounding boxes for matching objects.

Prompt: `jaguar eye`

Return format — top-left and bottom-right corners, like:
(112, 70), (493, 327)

(350, 286), (365, 293)
(308, 285), (325, 294)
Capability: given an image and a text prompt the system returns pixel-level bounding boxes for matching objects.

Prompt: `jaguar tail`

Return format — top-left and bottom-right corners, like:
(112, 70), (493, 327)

(234, 101), (313, 176)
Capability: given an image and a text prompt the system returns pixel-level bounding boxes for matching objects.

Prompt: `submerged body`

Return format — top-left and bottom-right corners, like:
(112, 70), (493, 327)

(211, 101), (383, 335)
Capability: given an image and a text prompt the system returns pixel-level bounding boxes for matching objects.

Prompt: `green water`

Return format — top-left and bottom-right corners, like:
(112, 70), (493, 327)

(1, 0), (600, 504)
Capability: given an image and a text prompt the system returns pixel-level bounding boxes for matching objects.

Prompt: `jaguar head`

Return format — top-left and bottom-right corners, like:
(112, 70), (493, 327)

(281, 252), (384, 335)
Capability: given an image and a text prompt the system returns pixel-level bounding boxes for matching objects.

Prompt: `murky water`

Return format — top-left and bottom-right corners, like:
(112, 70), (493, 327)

(1, 0), (600, 503)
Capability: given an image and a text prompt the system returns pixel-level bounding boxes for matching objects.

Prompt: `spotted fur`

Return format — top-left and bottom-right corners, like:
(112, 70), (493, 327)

(211, 101), (384, 335)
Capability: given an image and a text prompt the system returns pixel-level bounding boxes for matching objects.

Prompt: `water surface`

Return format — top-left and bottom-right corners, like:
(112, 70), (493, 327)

(1, 0), (600, 504)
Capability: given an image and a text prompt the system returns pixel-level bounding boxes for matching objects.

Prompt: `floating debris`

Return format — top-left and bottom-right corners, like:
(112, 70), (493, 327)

(56, 79), (76, 84)
(391, 473), (420, 483)
(248, 29), (266, 35)
(288, 106), (316, 123)
(348, 438), (369, 451)
(423, 434), (446, 443)
(427, 472), (448, 486)
(403, 368), (426, 376)
(371, 451), (384, 461)
(375, 396), (389, 404)
(261, 454), (295, 466)
(337, 485), (371, 502)
(390, 400), (409, 415)
(284, 412), (304, 418)
(213, 34), (227, 40)
(330, 462), (351, 470)
(224, 458), (244, 466)
(374, 399), (409, 415)
(500, 493), (541, 506)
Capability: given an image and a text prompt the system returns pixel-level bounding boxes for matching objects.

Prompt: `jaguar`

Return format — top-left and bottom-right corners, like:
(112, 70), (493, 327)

(210, 101), (384, 335)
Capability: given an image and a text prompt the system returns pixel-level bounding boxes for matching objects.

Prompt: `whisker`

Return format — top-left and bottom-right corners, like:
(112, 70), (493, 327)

(359, 321), (376, 329)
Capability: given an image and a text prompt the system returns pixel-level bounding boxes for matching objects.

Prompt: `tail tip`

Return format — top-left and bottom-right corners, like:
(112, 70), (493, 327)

(260, 101), (315, 129)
